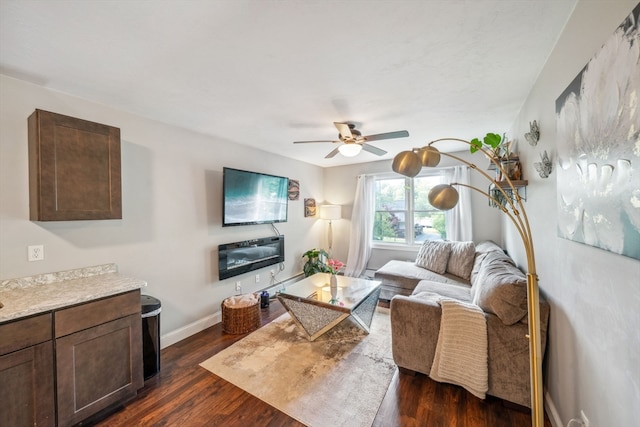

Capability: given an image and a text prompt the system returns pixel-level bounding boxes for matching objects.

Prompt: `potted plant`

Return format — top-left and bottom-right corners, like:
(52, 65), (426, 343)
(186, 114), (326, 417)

(470, 133), (520, 180)
(469, 132), (505, 159)
(302, 248), (330, 277)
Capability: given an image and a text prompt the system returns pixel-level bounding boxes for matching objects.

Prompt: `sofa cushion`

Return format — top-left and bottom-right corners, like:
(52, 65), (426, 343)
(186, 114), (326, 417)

(375, 260), (469, 292)
(446, 241), (476, 280)
(470, 240), (504, 286)
(415, 240), (451, 274)
(475, 240), (503, 254)
(413, 280), (472, 303)
(471, 251), (528, 325)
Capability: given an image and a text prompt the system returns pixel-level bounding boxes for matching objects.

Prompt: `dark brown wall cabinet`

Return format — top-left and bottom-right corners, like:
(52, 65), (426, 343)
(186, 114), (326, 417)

(28, 109), (122, 221)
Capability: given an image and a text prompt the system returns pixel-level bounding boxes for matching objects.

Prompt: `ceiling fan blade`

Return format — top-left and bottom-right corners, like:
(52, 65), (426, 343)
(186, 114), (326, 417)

(362, 130), (409, 142)
(293, 140), (341, 144)
(361, 143), (387, 156)
(333, 122), (353, 139)
(325, 147), (341, 158)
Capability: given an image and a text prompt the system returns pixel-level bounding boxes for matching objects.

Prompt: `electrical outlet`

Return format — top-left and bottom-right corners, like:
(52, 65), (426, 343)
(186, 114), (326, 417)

(270, 269), (276, 277)
(235, 281), (242, 292)
(255, 274), (260, 283)
(580, 410), (590, 427)
(28, 245), (44, 262)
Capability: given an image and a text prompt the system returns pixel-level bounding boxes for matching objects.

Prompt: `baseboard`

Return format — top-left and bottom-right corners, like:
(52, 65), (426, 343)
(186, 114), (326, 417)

(160, 311), (221, 349)
(545, 389), (562, 427)
(160, 274), (304, 349)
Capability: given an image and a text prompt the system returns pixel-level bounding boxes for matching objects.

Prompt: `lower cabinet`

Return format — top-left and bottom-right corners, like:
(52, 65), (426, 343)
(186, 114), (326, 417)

(0, 315), (55, 427)
(0, 290), (142, 427)
(56, 314), (142, 426)
(54, 290), (143, 427)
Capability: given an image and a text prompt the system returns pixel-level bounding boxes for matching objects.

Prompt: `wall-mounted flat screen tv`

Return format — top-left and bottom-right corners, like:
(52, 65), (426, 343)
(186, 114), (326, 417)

(223, 167), (289, 226)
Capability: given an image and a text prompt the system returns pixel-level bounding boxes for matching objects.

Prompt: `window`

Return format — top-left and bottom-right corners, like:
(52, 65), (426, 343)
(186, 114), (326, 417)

(373, 172), (447, 245)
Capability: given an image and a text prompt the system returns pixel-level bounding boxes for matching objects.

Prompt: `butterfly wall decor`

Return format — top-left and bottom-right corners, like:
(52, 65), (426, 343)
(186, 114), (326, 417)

(525, 120), (540, 146)
(534, 150), (552, 178)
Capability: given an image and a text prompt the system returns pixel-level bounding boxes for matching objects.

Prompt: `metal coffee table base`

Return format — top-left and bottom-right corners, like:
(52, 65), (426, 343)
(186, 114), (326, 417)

(278, 286), (381, 341)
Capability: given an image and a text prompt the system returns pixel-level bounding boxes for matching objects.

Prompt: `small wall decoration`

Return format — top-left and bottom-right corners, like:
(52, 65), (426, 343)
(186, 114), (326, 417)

(288, 179), (300, 200)
(534, 151), (553, 179)
(555, 3), (640, 260)
(524, 120), (540, 146)
(304, 198), (316, 217)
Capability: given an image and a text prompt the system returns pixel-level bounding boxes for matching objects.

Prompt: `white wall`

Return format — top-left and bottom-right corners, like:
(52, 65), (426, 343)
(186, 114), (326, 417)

(0, 75), (326, 346)
(505, 1), (639, 426)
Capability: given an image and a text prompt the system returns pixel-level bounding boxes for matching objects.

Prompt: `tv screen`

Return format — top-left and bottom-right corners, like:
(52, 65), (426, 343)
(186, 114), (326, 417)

(223, 167), (289, 226)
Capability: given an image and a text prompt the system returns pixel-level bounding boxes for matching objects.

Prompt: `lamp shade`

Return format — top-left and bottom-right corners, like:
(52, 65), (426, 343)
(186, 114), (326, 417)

(392, 150), (422, 177)
(319, 204), (342, 220)
(338, 143), (362, 157)
(428, 184), (459, 210)
(417, 146), (441, 167)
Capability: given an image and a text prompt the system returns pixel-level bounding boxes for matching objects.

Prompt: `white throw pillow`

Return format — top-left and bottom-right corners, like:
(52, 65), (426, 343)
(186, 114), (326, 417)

(415, 240), (452, 274)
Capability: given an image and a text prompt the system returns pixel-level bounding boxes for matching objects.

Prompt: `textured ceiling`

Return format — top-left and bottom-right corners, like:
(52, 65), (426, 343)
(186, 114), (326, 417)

(0, 0), (577, 166)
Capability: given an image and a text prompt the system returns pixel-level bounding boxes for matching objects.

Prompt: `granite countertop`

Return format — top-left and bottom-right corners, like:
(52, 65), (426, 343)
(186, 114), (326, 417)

(0, 263), (147, 323)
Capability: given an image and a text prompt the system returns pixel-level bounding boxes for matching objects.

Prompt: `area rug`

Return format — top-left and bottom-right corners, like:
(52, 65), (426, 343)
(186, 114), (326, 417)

(200, 308), (395, 427)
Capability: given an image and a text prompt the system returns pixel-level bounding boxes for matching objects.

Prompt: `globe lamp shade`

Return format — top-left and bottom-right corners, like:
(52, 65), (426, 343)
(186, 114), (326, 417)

(417, 146), (441, 167)
(392, 150), (422, 177)
(428, 184), (459, 210)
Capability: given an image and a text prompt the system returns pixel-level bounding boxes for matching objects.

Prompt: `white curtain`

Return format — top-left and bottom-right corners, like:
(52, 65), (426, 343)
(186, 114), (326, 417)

(345, 174), (375, 277)
(444, 166), (473, 241)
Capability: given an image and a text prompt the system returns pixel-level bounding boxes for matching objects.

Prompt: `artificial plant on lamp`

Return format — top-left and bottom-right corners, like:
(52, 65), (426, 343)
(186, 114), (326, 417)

(392, 133), (544, 427)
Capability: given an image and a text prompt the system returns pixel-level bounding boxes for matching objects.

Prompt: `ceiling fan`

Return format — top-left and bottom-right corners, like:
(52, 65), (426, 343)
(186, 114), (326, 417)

(293, 122), (409, 158)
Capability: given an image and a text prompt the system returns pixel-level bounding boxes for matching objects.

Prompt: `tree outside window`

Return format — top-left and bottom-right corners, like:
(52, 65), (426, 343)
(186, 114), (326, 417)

(373, 173), (446, 245)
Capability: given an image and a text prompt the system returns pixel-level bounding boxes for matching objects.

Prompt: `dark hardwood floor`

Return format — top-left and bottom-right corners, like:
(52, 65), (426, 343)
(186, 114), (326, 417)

(91, 300), (550, 427)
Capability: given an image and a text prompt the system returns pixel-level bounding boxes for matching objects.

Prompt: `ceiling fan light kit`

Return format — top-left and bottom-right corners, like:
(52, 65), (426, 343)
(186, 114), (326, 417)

(338, 143), (362, 157)
(293, 122), (409, 159)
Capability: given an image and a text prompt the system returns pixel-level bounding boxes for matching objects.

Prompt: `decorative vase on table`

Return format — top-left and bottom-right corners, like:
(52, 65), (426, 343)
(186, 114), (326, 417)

(326, 258), (344, 301)
(330, 274), (338, 299)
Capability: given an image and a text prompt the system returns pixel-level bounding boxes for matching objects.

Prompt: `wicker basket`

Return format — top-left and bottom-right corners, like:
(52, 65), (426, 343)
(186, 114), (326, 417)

(221, 294), (261, 334)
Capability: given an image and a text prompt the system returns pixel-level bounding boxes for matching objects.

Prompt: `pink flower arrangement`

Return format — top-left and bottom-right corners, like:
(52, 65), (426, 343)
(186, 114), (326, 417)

(327, 259), (345, 275)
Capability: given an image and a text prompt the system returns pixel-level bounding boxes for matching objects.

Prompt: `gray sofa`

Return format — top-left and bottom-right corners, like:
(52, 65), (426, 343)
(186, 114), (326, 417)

(375, 240), (550, 408)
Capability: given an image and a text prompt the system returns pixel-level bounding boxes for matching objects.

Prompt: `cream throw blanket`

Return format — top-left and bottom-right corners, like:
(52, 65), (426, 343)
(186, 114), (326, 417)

(429, 297), (488, 399)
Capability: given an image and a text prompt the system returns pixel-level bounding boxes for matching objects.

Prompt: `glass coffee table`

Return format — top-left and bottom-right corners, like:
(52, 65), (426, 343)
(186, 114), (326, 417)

(276, 273), (381, 341)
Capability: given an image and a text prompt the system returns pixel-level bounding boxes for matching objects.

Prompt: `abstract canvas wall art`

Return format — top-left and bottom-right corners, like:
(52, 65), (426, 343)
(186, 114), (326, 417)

(555, 3), (640, 260)
(304, 198), (316, 217)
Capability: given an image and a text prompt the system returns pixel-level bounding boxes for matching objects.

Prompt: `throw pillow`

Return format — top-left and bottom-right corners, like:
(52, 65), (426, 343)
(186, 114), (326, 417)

(415, 240), (452, 274)
(446, 241), (476, 280)
(474, 240), (503, 254)
(470, 241), (507, 288)
(471, 251), (528, 325)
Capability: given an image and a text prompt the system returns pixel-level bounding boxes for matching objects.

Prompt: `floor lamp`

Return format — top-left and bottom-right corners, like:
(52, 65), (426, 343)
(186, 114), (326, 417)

(319, 204), (342, 254)
(392, 138), (544, 427)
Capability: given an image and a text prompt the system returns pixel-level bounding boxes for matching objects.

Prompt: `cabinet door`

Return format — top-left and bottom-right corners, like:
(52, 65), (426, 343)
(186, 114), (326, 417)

(0, 341), (55, 427)
(28, 109), (122, 221)
(56, 314), (142, 427)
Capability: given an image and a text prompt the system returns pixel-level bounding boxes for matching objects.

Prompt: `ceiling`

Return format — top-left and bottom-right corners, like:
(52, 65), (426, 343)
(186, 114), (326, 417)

(0, 0), (577, 167)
